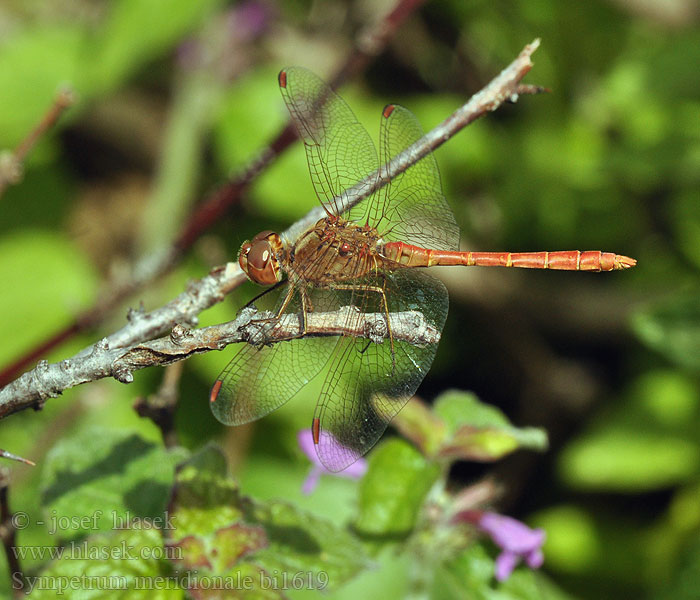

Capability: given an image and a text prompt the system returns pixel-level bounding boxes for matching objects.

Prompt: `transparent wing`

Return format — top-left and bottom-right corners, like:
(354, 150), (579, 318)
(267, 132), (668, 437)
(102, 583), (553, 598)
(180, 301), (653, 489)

(312, 269), (449, 471)
(372, 104), (460, 251)
(279, 67), (379, 216)
(210, 286), (337, 425)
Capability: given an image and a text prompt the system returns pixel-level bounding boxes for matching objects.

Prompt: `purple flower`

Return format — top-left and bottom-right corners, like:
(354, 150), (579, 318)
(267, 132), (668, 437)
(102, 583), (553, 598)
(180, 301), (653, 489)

(297, 430), (367, 494)
(227, 0), (274, 42)
(455, 510), (545, 581)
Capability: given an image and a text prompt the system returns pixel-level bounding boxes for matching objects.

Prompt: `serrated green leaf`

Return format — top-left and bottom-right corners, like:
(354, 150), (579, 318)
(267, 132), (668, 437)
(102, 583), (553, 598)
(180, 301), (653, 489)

(168, 522), (267, 574)
(440, 544), (495, 594)
(439, 544), (572, 600)
(354, 438), (440, 537)
(247, 500), (371, 591)
(168, 447), (366, 591)
(28, 527), (182, 599)
(214, 524), (268, 572)
(41, 427), (188, 539)
(632, 292), (700, 371)
(170, 535), (212, 570)
(496, 568), (573, 600)
(169, 445), (243, 540)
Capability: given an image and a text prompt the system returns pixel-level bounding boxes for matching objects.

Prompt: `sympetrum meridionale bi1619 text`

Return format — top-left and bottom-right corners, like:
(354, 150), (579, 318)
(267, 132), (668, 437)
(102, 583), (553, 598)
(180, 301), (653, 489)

(210, 67), (636, 472)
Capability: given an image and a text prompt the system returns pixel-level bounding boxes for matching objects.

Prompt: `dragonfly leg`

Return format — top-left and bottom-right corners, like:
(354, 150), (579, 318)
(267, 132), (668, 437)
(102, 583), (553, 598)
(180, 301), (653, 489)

(298, 287), (311, 336)
(241, 280), (285, 311)
(332, 282), (397, 372)
(245, 284), (302, 347)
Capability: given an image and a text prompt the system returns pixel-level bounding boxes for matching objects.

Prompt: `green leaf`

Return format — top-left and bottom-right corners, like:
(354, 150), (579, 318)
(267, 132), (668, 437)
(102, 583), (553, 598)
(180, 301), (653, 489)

(434, 390), (510, 431)
(166, 447), (283, 597)
(168, 522), (267, 574)
(439, 544), (573, 600)
(559, 429), (699, 492)
(632, 291), (700, 371)
(169, 445), (243, 541)
(41, 427), (188, 539)
(439, 544), (494, 595)
(247, 500), (371, 591)
(433, 391), (548, 461)
(441, 428), (520, 462)
(559, 369), (700, 492)
(497, 569), (573, 600)
(392, 397), (447, 458)
(28, 527), (182, 599)
(354, 438), (440, 537)
(167, 446), (368, 592)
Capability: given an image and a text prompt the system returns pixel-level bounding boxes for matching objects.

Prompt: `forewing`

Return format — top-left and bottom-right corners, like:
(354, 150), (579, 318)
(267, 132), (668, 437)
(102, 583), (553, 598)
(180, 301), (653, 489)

(374, 104), (460, 251)
(279, 67), (379, 216)
(312, 269), (449, 471)
(210, 286), (336, 425)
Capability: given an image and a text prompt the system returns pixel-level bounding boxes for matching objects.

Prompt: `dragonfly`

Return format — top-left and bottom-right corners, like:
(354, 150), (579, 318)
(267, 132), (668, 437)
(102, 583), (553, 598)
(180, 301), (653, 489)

(210, 67), (636, 472)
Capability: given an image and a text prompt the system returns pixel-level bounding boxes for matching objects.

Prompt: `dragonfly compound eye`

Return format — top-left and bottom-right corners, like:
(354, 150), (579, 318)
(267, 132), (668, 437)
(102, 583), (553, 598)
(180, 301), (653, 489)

(252, 230), (275, 242)
(241, 240), (281, 285)
(339, 242), (352, 256)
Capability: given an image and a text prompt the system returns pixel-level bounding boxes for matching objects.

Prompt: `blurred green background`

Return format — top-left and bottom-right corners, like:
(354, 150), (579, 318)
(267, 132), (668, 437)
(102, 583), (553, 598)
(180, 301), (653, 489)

(0, 0), (698, 598)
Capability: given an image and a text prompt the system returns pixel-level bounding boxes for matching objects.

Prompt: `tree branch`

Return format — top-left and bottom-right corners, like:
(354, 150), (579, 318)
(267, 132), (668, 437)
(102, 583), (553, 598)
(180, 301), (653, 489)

(0, 451), (35, 467)
(285, 39), (541, 242)
(0, 87), (74, 200)
(0, 307), (439, 417)
(0, 39), (543, 417)
(0, 0), (428, 387)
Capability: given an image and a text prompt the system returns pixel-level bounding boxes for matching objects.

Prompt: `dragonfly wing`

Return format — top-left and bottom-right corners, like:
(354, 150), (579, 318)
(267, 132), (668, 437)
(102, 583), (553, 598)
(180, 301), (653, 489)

(211, 337), (337, 425)
(279, 67), (379, 216)
(210, 285), (336, 425)
(312, 269), (449, 471)
(375, 104), (460, 251)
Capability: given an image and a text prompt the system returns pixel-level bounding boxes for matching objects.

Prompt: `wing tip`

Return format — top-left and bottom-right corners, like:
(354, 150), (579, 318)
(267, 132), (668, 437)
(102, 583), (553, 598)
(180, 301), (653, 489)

(382, 104), (396, 119)
(278, 69), (288, 88)
(209, 379), (223, 404)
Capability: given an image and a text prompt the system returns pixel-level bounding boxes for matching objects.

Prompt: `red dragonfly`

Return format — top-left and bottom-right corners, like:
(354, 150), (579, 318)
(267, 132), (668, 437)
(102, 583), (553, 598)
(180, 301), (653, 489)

(210, 67), (635, 472)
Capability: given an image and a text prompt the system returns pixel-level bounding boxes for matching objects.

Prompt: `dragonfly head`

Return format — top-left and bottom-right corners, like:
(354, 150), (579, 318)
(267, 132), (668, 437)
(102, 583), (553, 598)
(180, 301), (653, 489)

(239, 230), (283, 286)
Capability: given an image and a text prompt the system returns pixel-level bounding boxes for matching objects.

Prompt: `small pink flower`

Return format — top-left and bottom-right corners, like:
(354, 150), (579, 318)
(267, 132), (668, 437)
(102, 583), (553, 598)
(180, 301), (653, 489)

(297, 430), (367, 494)
(454, 510), (545, 581)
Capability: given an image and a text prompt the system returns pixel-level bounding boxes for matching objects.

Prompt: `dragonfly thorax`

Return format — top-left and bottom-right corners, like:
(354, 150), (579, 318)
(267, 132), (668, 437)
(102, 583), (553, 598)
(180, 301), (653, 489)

(286, 216), (383, 285)
(238, 230), (284, 286)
